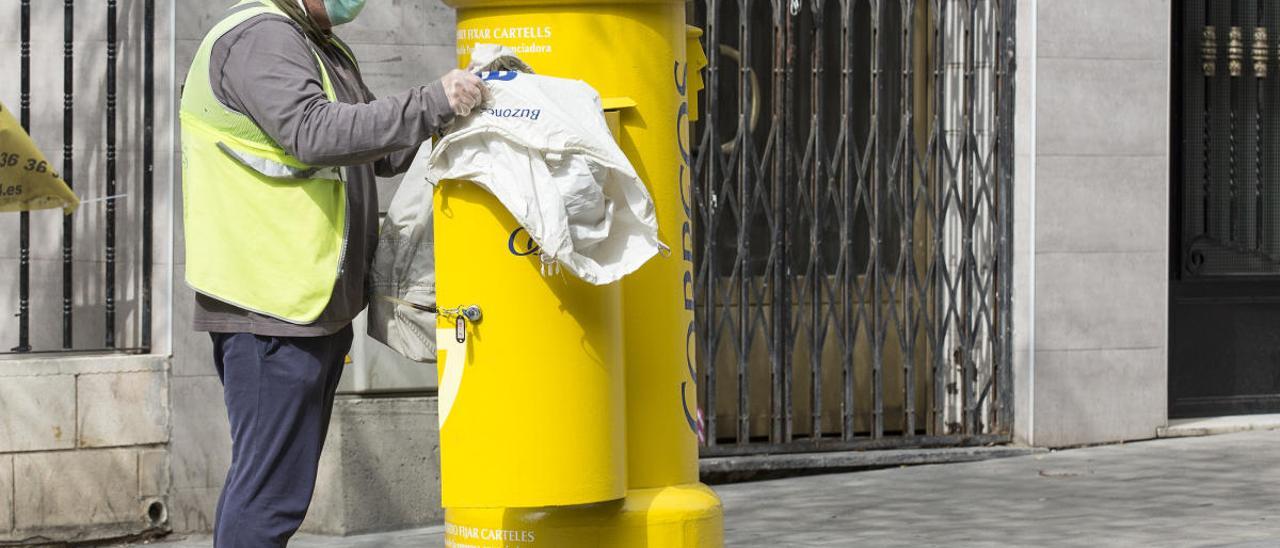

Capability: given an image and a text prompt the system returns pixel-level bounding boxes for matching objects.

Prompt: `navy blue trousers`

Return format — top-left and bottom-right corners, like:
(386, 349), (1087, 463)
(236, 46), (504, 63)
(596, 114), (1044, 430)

(211, 325), (351, 548)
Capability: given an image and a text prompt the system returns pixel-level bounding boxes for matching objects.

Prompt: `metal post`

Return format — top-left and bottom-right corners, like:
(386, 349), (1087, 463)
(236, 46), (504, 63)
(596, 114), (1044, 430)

(764, 0), (775, 445)
(961, 0), (977, 435)
(142, 0), (155, 350)
(1229, 6), (1242, 244)
(963, 0), (976, 434)
(698, 0), (722, 449)
(808, 0), (825, 441)
(105, 0), (118, 348)
(1202, 17), (1215, 254)
(869, 0), (885, 439)
(996, 0), (1016, 435)
(838, 0), (855, 440)
(900, 0), (918, 437)
(1254, 6), (1267, 252)
(773, 0), (795, 445)
(62, 0), (75, 349)
(736, 0), (753, 445)
(931, 0), (948, 436)
(14, 0), (32, 354)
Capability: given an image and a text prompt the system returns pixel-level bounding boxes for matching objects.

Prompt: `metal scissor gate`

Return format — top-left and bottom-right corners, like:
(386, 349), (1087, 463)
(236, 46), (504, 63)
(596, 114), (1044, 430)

(689, 0), (1015, 455)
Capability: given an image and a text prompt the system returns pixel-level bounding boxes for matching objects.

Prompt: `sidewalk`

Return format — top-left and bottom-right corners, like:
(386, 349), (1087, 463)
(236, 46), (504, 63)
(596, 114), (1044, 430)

(139, 429), (1280, 547)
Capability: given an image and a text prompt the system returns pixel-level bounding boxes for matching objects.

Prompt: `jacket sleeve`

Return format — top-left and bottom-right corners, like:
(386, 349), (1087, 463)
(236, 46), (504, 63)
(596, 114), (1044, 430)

(359, 75), (432, 178)
(212, 17), (454, 168)
(374, 143), (426, 177)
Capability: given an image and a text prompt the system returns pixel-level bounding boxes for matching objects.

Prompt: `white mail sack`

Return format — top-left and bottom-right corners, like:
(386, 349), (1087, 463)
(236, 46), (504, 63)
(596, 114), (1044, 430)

(426, 71), (663, 283)
(368, 70), (663, 363)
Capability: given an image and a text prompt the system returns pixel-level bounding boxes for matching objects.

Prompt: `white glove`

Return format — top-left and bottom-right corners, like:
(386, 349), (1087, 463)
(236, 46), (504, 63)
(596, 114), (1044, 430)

(440, 69), (484, 117)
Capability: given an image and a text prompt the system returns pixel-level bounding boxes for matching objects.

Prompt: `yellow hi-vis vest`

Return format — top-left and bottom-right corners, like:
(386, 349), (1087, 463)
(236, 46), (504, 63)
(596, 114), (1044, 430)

(181, 0), (355, 324)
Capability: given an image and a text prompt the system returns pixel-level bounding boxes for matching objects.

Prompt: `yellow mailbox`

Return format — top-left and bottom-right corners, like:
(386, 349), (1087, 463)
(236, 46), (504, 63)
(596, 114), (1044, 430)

(434, 0), (724, 544)
(433, 179), (627, 509)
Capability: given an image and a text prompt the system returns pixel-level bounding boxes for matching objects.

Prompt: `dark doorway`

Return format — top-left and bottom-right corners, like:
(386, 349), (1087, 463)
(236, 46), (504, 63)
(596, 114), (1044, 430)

(1171, 0), (1280, 418)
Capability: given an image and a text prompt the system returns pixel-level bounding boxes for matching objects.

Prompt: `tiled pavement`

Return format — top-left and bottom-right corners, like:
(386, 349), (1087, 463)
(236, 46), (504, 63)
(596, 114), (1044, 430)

(136, 429), (1280, 547)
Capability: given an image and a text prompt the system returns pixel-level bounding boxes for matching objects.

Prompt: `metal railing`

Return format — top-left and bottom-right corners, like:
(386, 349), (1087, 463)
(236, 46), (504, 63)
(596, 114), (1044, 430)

(690, 0), (1014, 455)
(4, 0), (156, 355)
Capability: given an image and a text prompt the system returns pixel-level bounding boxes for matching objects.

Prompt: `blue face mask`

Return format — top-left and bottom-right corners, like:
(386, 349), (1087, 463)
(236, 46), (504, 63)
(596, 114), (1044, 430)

(322, 0), (366, 26)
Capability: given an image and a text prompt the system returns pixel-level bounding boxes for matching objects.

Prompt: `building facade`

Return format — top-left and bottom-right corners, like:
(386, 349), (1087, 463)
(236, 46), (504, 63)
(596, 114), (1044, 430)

(0, 0), (1245, 541)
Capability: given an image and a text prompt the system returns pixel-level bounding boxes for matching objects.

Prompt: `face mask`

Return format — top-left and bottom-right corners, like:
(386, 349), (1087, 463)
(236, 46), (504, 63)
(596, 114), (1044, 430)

(322, 0), (366, 26)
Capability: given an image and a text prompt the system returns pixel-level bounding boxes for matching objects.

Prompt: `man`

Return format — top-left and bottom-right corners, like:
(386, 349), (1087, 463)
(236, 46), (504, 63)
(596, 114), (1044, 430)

(179, 0), (483, 545)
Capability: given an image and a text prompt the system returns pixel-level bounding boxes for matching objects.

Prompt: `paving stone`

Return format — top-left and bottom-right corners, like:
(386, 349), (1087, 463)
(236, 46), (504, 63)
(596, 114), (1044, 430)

(716, 430), (1280, 547)
(136, 430), (1280, 548)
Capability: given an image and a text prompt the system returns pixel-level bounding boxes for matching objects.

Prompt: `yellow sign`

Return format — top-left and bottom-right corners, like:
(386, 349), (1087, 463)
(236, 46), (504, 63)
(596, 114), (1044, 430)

(0, 101), (78, 214)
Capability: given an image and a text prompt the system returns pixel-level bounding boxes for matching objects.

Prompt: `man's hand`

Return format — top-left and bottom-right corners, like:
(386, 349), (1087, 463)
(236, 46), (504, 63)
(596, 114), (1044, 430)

(441, 69), (484, 117)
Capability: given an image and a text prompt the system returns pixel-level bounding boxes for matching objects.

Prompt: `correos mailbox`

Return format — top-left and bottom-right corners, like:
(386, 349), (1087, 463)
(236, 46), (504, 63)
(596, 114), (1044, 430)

(434, 0), (722, 544)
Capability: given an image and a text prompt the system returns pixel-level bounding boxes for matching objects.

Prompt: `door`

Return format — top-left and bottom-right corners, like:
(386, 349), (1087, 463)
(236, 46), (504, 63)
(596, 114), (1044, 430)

(1172, 0), (1280, 418)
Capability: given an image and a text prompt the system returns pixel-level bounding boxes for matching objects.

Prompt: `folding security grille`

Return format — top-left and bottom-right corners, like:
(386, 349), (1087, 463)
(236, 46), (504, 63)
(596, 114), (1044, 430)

(1178, 0), (1280, 277)
(689, 0), (1015, 454)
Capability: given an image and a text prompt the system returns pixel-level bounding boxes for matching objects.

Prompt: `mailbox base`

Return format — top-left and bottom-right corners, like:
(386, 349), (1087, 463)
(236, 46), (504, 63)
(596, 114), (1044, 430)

(443, 482), (723, 547)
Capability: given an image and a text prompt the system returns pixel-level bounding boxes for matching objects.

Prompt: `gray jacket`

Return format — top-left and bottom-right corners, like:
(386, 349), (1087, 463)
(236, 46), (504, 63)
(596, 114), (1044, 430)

(191, 11), (455, 337)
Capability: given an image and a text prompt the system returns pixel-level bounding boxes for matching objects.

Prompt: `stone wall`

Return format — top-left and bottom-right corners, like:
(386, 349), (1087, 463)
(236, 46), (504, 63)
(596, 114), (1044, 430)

(300, 396), (442, 535)
(1012, 0), (1171, 447)
(0, 356), (170, 543)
